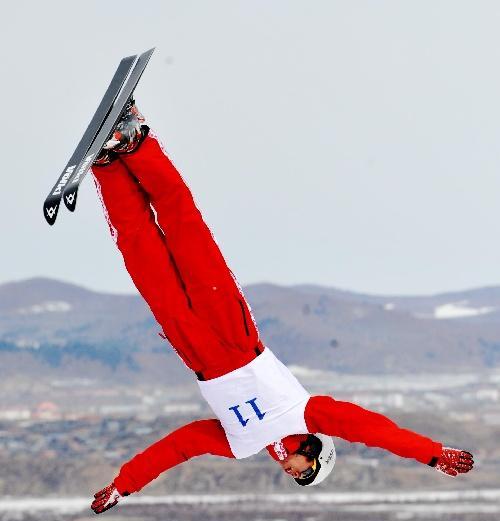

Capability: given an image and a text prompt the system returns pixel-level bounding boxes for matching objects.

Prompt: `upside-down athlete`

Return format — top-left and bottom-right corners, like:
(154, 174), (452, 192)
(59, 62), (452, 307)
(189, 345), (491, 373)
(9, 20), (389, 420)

(89, 103), (474, 514)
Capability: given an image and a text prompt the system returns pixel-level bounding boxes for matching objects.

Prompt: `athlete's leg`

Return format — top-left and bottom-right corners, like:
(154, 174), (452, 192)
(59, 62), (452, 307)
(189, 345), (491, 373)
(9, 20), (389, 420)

(92, 160), (236, 375)
(118, 131), (260, 357)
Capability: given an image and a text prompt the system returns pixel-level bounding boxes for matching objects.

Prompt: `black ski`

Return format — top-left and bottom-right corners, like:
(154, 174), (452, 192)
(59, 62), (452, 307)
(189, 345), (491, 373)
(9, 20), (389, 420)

(63, 48), (155, 213)
(43, 54), (137, 225)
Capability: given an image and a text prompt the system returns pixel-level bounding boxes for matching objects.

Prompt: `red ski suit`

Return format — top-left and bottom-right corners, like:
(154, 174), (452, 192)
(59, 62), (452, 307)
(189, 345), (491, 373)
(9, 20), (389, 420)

(92, 131), (442, 495)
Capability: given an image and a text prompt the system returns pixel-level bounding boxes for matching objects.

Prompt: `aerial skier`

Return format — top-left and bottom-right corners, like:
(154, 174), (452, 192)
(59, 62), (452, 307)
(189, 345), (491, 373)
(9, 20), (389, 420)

(89, 103), (474, 514)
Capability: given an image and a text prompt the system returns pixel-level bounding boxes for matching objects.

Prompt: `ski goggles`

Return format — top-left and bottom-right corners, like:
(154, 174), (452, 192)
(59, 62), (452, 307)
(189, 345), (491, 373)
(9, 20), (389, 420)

(298, 458), (317, 480)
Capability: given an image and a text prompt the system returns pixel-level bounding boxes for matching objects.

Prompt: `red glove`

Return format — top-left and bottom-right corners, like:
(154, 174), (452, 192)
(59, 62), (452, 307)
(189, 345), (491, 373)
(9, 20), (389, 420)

(430, 447), (474, 477)
(91, 483), (128, 514)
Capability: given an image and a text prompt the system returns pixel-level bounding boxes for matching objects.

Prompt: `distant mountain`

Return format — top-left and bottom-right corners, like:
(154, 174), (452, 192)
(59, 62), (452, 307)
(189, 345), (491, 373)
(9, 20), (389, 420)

(294, 283), (500, 321)
(1, 277), (499, 382)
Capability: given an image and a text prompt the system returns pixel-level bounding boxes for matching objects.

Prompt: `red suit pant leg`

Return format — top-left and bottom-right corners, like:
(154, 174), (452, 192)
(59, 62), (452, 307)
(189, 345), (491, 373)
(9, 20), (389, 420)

(118, 131), (261, 378)
(92, 160), (241, 375)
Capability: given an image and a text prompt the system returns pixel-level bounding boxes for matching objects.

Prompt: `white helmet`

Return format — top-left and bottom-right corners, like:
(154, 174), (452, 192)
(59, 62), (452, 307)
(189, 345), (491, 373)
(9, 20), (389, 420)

(294, 433), (336, 487)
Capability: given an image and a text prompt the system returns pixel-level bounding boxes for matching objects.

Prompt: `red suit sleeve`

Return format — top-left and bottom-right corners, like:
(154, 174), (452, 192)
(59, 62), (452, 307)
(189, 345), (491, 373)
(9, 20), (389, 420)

(114, 419), (234, 494)
(305, 395), (442, 465)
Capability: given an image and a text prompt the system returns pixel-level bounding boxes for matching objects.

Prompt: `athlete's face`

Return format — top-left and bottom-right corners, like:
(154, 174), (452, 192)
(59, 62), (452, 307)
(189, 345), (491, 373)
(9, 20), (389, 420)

(278, 453), (313, 479)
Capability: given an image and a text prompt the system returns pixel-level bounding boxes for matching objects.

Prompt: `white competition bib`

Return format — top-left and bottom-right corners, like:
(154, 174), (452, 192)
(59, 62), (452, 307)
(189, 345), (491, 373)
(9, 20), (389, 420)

(198, 347), (310, 459)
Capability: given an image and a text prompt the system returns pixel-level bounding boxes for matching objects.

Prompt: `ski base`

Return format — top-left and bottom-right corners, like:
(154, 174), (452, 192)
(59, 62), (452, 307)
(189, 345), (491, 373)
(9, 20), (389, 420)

(62, 48), (155, 214)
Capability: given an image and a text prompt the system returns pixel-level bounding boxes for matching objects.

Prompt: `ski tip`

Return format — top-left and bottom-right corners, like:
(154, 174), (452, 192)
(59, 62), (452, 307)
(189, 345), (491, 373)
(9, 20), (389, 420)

(63, 188), (78, 212)
(43, 202), (59, 226)
(141, 47), (156, 59)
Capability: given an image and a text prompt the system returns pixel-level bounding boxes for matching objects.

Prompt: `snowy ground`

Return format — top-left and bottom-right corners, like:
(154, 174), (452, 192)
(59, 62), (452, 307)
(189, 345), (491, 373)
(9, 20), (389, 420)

(1, 489), (499, 521)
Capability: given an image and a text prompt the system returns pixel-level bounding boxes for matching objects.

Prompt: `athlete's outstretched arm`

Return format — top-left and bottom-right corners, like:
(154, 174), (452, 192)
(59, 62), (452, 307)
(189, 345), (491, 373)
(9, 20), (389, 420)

(116, 419), (234, 493)
(91, 419), (234, 513)
(304, 395), (442, 464)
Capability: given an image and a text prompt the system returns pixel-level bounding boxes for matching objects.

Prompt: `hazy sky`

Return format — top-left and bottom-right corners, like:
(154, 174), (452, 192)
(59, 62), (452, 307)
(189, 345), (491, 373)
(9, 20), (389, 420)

(2, 1), (500, 296)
